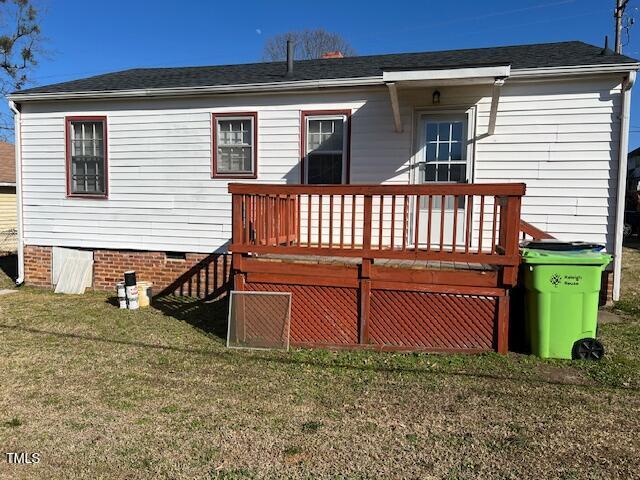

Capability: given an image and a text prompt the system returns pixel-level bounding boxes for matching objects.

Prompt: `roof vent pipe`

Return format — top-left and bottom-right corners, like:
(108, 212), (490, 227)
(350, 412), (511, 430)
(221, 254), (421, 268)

(286, 39), (294, 77)
(601, 35), (614, 55)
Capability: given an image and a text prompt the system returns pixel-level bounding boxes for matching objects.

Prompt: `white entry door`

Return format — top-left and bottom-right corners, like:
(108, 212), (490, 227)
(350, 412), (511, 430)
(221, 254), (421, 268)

(416, 115), (470, 248)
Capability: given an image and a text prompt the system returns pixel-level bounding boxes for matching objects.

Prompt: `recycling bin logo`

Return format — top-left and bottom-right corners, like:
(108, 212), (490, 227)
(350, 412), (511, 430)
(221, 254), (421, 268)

(550, 273), (561, 287)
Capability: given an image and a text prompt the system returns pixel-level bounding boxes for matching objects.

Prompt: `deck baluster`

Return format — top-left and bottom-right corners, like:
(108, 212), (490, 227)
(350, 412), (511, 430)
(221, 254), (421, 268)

(452, 195), (458, 253)
(390, 195), (396, 250)
(414, 195), (421, 250)
(378, 195), (384, 250)
(478, 195), (485, 254)
(439, 194), (446, 252)
(340, 195), (345, 248)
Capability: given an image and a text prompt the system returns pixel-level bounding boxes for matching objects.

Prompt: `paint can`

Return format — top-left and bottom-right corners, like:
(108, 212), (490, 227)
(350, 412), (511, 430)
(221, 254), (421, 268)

(124, 270), (137, 287)
(137, 281), (153, 308)
(116, 281), (127, 309)
(126, 284), (139, 310)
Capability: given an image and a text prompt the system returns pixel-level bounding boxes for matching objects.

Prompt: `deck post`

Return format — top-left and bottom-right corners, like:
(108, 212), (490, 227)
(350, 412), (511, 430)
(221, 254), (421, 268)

(359, 258), (372, 345)
(497, 293), (509, 354)
(500, 195), (522, 287)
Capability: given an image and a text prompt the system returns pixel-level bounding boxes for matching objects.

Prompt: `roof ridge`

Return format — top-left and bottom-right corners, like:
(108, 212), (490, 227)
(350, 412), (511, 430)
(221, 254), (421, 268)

(127, 40), (590, 73)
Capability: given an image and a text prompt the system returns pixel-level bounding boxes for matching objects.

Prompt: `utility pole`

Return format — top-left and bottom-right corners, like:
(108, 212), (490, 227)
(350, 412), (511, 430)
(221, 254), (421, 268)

(615, 0), (630, 54)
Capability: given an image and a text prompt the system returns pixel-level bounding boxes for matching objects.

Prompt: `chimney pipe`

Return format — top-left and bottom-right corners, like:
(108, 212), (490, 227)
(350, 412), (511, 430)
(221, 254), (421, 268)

(601, 35), (614, 55)
(286, 39), (294, 77)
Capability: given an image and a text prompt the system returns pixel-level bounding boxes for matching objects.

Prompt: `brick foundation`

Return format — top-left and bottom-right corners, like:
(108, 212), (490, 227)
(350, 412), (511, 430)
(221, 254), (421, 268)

(23, 245), (231, 298)
(24, 245), (52, 288)
(600, 270), (614, 306)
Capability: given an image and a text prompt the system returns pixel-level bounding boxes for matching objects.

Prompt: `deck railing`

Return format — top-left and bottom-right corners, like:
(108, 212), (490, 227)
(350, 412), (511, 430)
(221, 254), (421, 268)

(229, 183), (526, 284)
(520, 219), (556, 242)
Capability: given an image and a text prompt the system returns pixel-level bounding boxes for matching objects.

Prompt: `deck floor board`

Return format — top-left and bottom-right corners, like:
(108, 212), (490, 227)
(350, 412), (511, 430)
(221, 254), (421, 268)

(255, 253), (496, 272)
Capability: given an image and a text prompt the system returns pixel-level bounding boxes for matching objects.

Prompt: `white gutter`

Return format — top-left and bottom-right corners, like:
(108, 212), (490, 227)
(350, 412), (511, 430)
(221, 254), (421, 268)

(7, 76), (383, 102)
(613, 70), (636, 302)
(0, 182), (15, 187)
(510, 62), (640, 79)
(8, 100), (23, 286)
(7, 63), (640, 103)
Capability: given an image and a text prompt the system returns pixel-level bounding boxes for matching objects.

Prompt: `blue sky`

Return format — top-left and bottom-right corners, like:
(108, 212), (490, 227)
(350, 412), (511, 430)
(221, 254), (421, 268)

(20, 0), (640, 148)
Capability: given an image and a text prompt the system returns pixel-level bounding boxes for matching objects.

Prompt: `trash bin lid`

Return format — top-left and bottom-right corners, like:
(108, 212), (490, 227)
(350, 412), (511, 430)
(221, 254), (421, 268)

(521, 240), (605, 252)
(521, 246), (612, 265)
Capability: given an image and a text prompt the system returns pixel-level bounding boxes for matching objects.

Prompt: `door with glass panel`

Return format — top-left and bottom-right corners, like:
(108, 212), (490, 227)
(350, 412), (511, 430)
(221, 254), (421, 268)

(416, 115), (469, 248)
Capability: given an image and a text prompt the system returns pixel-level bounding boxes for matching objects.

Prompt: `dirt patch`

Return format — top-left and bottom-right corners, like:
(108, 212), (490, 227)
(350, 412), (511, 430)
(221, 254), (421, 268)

(536, 363), (595, 386)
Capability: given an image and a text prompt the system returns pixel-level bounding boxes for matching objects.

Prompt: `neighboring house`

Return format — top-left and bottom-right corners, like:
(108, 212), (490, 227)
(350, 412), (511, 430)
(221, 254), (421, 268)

(0, 141), (16, 252)
(7, 41), (639, 302)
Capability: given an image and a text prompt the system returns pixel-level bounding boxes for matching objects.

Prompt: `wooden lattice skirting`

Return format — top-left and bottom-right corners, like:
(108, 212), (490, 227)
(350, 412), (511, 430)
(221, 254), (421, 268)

(238, 272), (509, 353)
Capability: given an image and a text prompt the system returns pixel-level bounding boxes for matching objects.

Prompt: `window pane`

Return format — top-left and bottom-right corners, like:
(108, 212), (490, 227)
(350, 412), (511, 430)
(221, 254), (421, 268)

(449, 164), (466, 182)
(451, 122), (463, 141)
(424, 163), (436, 181)
(218, 146), (253, 173)
(426, 123), (438, 142)
(437, 144), (450, 161)
(426, 143), (437, 162)
(450, 142), (462, 161)
(308, 120), (320, 133)
(307, 153), (343, 184)
(437, 164), (449, 181)
(438, 123), (450, 141)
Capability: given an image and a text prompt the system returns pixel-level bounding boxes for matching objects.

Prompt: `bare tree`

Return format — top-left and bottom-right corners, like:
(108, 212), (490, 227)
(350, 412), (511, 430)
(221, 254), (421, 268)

(0, 0), (42, 138)
(262, 29), (356, 61)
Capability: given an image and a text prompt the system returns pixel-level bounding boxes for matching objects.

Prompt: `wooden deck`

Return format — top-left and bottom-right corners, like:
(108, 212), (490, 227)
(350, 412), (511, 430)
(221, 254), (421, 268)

(256, 253), (497, 271)
(229, 183), (526, 354)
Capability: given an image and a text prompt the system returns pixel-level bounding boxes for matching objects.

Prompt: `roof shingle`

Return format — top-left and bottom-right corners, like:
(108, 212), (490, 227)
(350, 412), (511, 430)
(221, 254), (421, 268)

(15, 41), (639, 96)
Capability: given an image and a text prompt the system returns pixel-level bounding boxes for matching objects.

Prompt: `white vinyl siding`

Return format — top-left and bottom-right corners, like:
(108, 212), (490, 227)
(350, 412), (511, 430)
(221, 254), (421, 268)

(18, 76), (623, 253)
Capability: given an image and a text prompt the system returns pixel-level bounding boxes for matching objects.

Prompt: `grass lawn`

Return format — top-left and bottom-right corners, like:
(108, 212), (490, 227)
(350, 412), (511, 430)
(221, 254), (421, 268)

(0, 253), (639, 479)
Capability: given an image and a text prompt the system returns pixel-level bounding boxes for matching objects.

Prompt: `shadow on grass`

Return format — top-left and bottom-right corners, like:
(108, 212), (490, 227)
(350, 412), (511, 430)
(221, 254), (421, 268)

(104, 251), (233, 341)
(0, 253), (17, 283)
(0, 321), (635, 391)
(104, 294), (230, 342)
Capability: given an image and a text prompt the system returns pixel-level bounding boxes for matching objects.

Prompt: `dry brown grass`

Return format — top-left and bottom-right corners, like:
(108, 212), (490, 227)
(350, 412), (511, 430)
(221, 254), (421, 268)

(0, 279), (638, 478)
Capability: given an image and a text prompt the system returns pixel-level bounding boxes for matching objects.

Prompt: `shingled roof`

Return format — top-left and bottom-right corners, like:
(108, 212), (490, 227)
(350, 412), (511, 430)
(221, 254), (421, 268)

(14, 41), (639, 96)
(0, 142), (15, 185)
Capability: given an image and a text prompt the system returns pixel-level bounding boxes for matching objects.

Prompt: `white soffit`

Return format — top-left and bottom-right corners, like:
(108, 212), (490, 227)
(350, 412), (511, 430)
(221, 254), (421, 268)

(382, 65), (511, 86)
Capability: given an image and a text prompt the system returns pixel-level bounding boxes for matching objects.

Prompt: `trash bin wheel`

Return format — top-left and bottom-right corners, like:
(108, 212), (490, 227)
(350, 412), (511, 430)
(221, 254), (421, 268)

(572, 338), (605, 361)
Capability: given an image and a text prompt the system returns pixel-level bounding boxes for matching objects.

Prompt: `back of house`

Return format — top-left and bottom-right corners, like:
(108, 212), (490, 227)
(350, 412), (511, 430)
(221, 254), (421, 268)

(8, 40), (639, 300)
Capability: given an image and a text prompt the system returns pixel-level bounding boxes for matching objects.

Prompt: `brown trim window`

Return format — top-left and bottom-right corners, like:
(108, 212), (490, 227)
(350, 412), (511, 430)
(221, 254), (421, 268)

(301, 110), (351, 184)
(212, 112), (258, 178)
(66, 116), (108, 197)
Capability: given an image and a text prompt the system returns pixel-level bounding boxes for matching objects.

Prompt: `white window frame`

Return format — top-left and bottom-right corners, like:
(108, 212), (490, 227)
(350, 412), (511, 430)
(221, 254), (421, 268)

(304, 114), (349, 184)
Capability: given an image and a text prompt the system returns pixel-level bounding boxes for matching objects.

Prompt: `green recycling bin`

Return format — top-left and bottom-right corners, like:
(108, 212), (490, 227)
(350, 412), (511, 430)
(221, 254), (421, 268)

(521, 242), (612, 360)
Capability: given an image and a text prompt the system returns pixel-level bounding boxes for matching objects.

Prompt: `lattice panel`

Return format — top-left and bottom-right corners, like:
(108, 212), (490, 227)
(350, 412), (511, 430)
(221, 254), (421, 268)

(227, 291), (291, 350)
(370, 290), (497, 350)
(244, 283), (359, 345)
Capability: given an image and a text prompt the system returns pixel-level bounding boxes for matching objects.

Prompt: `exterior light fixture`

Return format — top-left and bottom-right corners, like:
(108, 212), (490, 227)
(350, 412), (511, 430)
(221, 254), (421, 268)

(432, 90), (441, 104)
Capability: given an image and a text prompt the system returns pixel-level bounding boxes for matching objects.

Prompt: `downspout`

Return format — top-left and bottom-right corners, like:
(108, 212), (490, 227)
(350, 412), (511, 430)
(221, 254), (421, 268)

(8, 99), (24, 286)
(613, 70), (636, 301)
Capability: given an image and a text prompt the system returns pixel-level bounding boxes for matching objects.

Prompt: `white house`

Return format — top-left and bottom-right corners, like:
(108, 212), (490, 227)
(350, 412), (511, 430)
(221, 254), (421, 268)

(8, 40), (638, 300)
